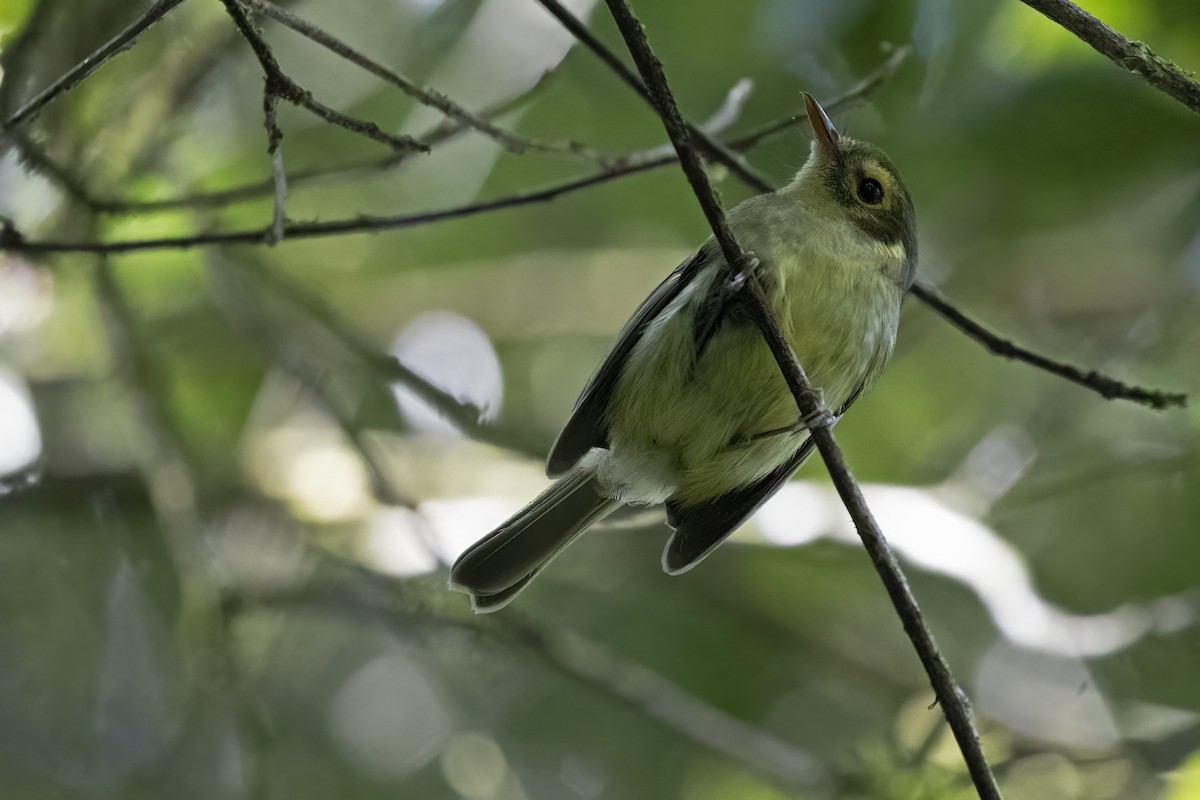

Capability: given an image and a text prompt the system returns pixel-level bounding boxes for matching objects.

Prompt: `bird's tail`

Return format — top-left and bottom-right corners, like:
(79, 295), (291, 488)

(449, 470), (618, 613)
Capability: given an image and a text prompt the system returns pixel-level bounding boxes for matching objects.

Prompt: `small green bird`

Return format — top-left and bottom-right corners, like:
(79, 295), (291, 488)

(450, 94), (917, 612)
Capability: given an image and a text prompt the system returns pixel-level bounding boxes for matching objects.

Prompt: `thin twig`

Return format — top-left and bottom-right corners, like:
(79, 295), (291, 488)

(245, 0), (604, 163)
(601, 1), (1002, 797)
(0, 164), (669, 253)
(286, 82), (429, 152)
(1, 0), (188, 134)
(1017, 0), (1200, 113)
(532, 0), (774, 193)
(225, 0), (289, 243)
(9, 132), (106, 210)
(0, 0), (57, 120)
(264, 91), (287, 243)
(0, 0), (62, 166)
(96, 70), (759, 215)
(95, 78), (558, 214)
(726, 45), (912, 152)
(125, 11), (275, 180)
(910, 284), (1185, 409)
(220, 0), (428, 154)
(246, 264), (537, 456)
(209, 258), (418, 508)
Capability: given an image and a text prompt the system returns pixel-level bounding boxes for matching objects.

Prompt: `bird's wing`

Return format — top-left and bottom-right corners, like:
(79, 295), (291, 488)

(545, 248), (711, 477)
(663, 437), (816, 573)
(661, 388), (862, 574)
(690, 263), (748, 361)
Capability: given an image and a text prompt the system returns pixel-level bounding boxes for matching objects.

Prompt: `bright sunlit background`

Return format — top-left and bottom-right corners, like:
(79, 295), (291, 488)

(0, 0), (1198, 798)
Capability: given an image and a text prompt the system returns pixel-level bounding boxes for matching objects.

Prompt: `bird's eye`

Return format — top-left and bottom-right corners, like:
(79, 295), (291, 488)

(857, 177), (884, 205)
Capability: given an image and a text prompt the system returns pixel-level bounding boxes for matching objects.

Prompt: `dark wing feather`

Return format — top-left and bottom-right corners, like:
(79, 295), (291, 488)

(690, 256), (769, 361)
(691, 271), (742, 361)
(662, 388), (865, 573)
(663, 438), (816, 573)
(545, 250), (710, 477)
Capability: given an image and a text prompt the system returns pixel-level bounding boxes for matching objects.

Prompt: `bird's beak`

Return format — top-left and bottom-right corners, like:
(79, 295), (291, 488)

(803, 92), (839, 157)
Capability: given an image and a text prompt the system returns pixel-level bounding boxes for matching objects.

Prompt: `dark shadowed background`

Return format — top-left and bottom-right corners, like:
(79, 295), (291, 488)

(0, 0), (1198, 798)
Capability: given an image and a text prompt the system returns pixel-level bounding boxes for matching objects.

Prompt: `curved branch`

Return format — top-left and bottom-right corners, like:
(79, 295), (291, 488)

(1, 0), (187, 134)
(1017, 0), (1200, 113)
(910, 284), (1186, 409)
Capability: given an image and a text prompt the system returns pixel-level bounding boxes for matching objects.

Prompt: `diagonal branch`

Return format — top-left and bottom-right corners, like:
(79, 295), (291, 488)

(97, 68), (766, 216)
(1, 0), (188, 135)
(533, 0), (774, 193)
(9, 132), (107, 211)
(245, 0), (606, 163)
(94, 86), (543, 214)
(910, 284), (1186, 409)
(246, 264), (537, 457)
(727, 45), (911, 152)
(1016, 0), (1200, 113)
(600, 0), (1002, 797)
(209, 259), (419, 509)
(220, 0), (428, 154)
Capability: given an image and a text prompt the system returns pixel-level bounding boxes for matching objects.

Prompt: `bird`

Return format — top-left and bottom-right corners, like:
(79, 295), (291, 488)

(450, 93), (917, 613)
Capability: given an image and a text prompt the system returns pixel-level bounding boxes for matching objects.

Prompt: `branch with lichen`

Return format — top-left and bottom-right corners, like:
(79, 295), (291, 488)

(1017, 0), (1200, 113)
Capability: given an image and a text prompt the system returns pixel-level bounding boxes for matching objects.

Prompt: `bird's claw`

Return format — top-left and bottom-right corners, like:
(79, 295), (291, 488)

(791, 407), (835, 432)
(723, 251), (759, 295)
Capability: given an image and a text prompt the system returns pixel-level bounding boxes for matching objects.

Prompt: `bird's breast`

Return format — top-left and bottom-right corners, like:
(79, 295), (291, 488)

(597, 214), (904, 505)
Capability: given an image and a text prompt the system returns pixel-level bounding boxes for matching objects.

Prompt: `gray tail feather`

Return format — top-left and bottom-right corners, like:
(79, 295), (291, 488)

(449, 471), (617, 613)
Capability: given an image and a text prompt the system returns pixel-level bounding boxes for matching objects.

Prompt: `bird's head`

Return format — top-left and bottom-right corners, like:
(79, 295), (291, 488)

(792, 93), (917, 288)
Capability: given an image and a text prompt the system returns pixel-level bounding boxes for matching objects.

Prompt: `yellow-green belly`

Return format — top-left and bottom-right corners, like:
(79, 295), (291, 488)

(602, 264), (899, 505)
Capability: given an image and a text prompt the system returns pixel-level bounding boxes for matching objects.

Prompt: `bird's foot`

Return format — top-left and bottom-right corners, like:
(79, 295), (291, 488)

(724, 251), (760, 295)
(729, 399), (834, 449)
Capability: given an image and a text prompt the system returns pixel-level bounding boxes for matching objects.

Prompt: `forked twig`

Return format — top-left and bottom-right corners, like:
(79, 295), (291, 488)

(246, 0), (605, 163)
(221, 0), (428, 154)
